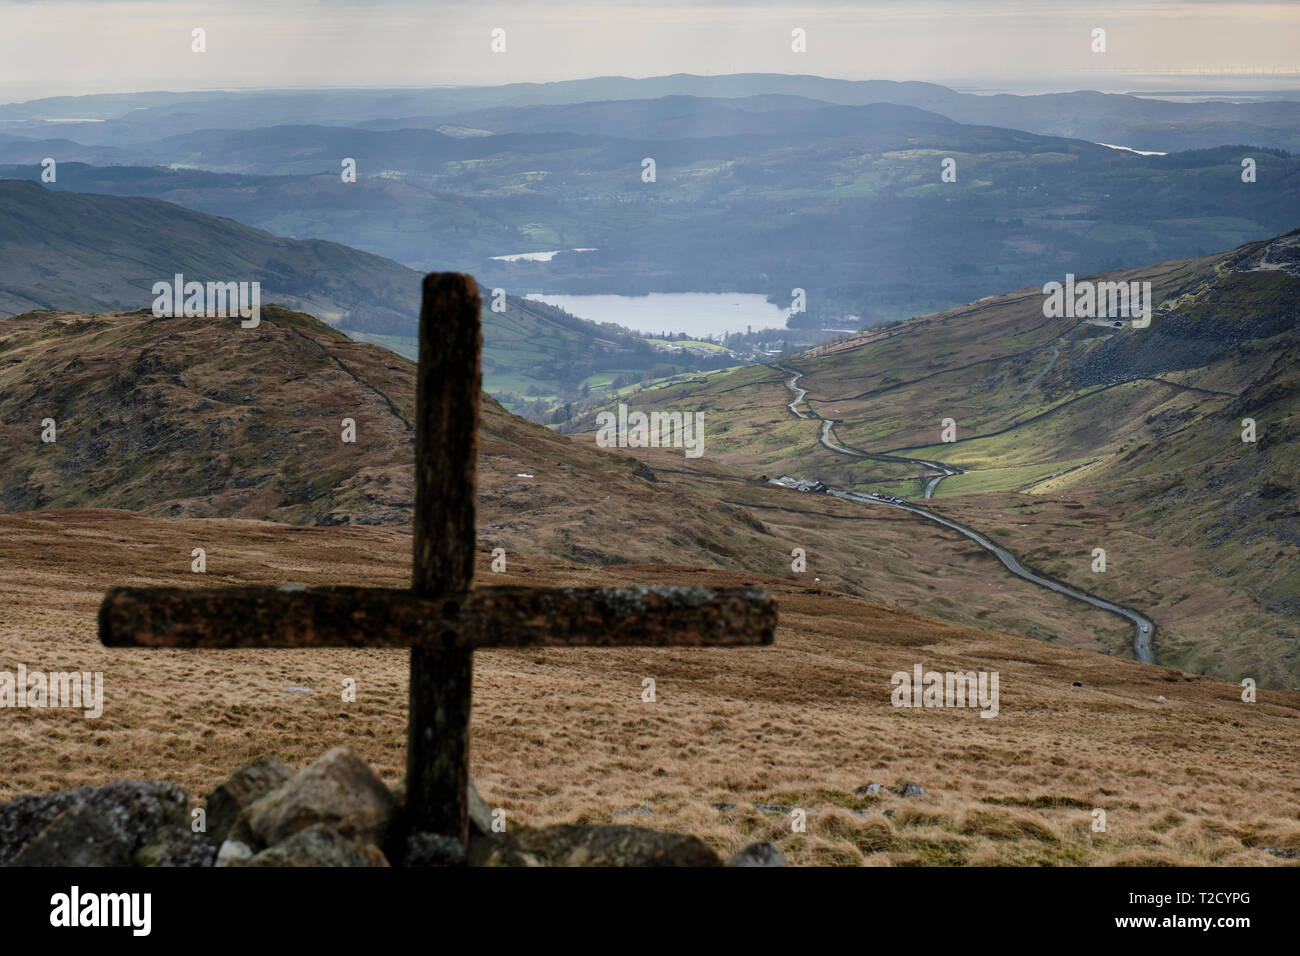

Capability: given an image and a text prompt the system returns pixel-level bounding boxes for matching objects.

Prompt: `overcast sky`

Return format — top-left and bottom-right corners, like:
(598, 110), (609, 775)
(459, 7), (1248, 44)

(2, 0), (1299, 104)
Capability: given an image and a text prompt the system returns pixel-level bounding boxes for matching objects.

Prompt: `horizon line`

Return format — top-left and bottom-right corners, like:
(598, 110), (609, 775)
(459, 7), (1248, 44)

(7, 68), (1300, 109)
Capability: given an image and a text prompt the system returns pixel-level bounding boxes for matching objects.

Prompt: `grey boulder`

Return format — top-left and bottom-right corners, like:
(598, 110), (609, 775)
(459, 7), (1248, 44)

(724, 842), (788, 867)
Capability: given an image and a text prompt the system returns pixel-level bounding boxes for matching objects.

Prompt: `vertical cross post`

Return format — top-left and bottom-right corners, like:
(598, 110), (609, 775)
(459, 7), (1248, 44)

(408, 273), (482, 845)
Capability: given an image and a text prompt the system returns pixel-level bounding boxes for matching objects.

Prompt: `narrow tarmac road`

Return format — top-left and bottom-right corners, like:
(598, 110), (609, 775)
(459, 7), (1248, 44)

(773, 364), (1155, 663)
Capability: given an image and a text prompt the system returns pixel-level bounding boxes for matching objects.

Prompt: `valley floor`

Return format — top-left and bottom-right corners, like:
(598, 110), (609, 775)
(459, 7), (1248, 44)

(3, 509), (1297, 866)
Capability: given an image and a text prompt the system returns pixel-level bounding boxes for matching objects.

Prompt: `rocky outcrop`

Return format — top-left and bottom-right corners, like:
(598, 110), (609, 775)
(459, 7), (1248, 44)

(216, 746), (395, 866)
(204, 756), (294, 845)
(0, 780), (214, 867)
(3, 748), (764, 868)
(470, 824), (722, 867)
(404, 832), (467, 868)
(236, 746), (395, 848)
(241, 824), (389, 867)
(724, 843), (788, 867)
(9, 803), (131, 867)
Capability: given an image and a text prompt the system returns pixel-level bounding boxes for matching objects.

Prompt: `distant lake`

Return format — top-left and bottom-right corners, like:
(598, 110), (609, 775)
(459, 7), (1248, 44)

(1095, 142), (1168, 157)
(491, 248), (598, 262)
(524, 292), (791, 338)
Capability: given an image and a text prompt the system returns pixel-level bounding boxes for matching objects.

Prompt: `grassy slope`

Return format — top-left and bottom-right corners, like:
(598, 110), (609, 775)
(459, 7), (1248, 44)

(3, 509), (1297, 866)
(0, 303), (1182, 660)
(1, 301), (1297, 864)
(578, 232), (1300, 687)
(0, 305), (782, 573)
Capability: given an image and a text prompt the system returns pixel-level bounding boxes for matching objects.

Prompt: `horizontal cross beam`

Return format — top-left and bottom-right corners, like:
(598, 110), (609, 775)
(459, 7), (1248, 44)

(99, 585), (777, 650)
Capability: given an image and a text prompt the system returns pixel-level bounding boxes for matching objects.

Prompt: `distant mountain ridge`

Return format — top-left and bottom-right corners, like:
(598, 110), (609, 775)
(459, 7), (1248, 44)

(0, 100), (960, 175)
(0, 180), (722, 413)
(0, 179), (420, 328)
(7, 111), (1299, 339)
(4, 75), (1300, 152)
(6, 78), (1300, 424)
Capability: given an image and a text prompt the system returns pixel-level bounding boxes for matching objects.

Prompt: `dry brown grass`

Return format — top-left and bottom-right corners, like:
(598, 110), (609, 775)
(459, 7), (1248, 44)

(2, 509), (1297, 866)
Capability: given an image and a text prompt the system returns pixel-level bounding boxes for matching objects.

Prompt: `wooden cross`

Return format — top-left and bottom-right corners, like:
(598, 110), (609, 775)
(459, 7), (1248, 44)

(98, 274), (777, 848)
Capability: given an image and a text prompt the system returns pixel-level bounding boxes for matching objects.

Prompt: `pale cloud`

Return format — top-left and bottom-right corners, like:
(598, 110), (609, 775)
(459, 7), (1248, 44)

(1, 0), (1297, 103)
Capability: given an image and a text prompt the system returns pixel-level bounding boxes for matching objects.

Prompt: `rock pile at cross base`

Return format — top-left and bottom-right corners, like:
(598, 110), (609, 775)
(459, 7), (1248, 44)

(0, 747), (785, 867)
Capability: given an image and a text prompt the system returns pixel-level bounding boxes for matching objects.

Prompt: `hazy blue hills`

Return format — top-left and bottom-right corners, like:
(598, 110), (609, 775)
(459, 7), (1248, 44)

(0, 131), (129, 165)
(5, 75), (1300, 152)
(439, 96), (957, 141)
(0, 100), (961, 174)
(0, 179), (419, 329)
(0, 180), (733, 414)
(5, 103), (1294, 329)
(5, 75), (1300, 414)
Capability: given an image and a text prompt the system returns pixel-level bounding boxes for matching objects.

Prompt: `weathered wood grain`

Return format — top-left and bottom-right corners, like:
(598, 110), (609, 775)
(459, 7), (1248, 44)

(99, 586), (776, 649)
(409, 272), (481, 845)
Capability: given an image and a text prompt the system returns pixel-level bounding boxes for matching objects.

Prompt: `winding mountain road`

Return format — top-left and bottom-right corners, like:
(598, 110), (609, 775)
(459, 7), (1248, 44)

(781, 366), (963, 498)
(784, 368), (811, 419)
(774, 364), (1155, 663)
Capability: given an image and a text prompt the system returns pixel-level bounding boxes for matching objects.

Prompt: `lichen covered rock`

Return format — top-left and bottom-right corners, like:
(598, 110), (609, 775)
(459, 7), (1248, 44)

(1, 779), (202, 867)
(205, 755), (294, 845)
(240, 824), (389, 867)
(475, 824), (721, 867)
(238, 746), (396, 849)
(10, 803), (132, 867)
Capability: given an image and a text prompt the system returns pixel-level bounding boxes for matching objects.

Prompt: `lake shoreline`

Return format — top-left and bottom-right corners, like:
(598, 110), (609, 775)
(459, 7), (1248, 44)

(523, 291), (794, 339)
